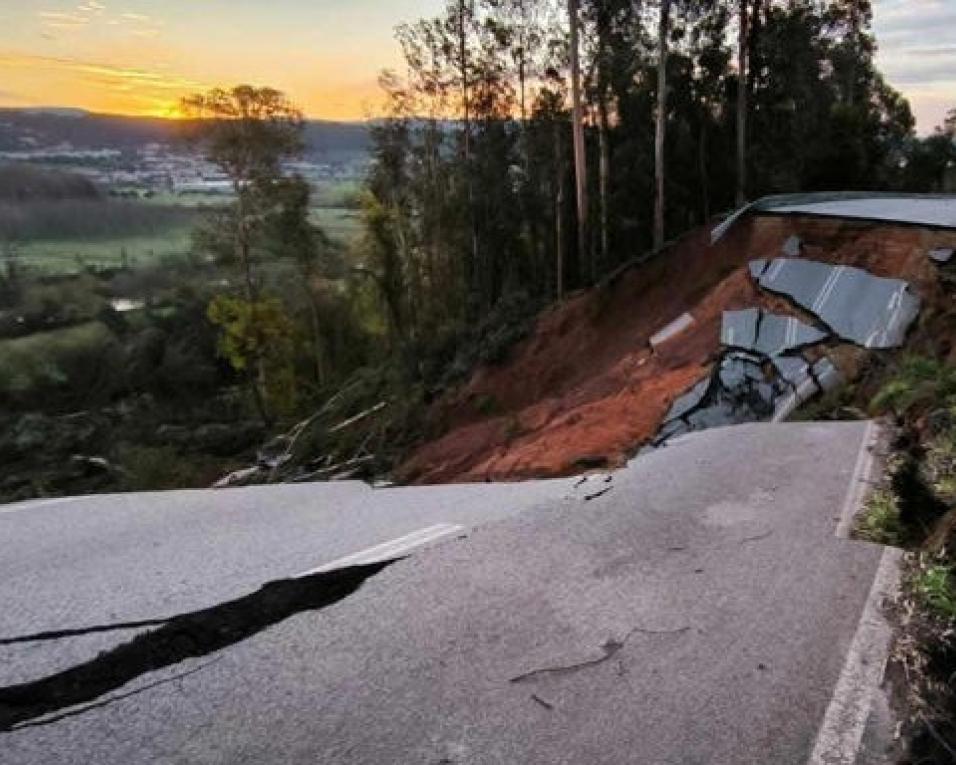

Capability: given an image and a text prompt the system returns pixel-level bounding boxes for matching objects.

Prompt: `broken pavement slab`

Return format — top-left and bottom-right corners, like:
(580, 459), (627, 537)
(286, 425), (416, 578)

(782, 235), (803, 257)
(929, 247), (953, 264)
(662, 375), (712, 424)
(656, 307), (838, 445)
(721, 308), (828, 356)
(649, 312), (696, 348)
(772, 357), (842, 423)
(750, 258), (920, 349)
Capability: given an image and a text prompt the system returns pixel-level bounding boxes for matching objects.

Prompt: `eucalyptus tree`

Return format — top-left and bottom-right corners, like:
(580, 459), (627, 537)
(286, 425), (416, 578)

(735, 0), (749, 205)
(653, 0), (672, 251)
(568, 0), (588, 285)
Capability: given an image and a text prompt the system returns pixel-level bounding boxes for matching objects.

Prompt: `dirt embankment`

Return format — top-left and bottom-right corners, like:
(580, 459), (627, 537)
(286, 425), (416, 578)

(397, 215), (955, 485)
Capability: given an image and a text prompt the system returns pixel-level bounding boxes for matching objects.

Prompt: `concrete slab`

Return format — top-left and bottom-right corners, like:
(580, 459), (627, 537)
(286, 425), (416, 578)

(751, 258), (920, 348)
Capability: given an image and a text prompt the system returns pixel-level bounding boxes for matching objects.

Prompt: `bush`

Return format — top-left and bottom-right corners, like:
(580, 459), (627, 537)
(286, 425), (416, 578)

(915, 560), (956, 622)
(16, 274), (109, 331)
(439, 290), (540, 387)
(855, 489), (903, 546)
(0, 321), (124, 410)
(870, 356), (956, 417)
(117, 444), (224, 491)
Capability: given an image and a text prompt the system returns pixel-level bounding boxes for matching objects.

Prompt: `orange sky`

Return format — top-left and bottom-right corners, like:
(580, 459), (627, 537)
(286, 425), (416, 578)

(0, 1), (951, 130)
(0, 1), (443, 121)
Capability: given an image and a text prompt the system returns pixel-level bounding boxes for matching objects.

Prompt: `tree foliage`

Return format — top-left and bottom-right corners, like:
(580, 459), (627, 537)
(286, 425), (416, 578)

(357, 0), (943, 378)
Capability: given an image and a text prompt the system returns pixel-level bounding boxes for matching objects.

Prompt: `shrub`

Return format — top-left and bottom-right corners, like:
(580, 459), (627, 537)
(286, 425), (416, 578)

(0, 321), (123, 410)
(117, 444), (223, 491)
(870, 356), (956, 417)
(855, 489), (903, 546)
(915, 561), (956, 622)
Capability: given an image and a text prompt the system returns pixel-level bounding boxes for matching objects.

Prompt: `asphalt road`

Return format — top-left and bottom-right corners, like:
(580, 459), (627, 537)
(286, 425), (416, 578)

(0, 421), (897, 764)
(0, 476), (574, 686)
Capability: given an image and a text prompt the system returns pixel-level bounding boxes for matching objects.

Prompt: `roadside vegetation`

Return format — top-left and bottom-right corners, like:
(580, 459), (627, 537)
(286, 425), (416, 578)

(847, 348), (956, 762)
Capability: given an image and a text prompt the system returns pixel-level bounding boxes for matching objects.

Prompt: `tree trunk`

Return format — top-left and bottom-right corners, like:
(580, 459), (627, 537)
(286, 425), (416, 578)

(699, 119), (710, 222)
(598, 98), (610, 271)
(568, 0), (588, 272)
(654, 0), (671, 252)
(736, 0), (749, 207)
(554, 122), (565, 300)
(458, 1), (472, 166)
(596, 4), (612, 272)
(518, 53), (527, 125)
(303, 278), (325, 388)
(458, 0), (480, 312)
(236, 188), (271, 429)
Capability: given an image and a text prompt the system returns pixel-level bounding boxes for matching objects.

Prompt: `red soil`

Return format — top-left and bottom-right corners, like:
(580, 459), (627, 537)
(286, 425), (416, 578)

(397, 215), (956, 484)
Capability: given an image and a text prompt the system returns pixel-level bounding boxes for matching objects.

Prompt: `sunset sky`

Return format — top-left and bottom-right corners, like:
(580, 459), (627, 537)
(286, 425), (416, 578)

(0, 0), (952, 132)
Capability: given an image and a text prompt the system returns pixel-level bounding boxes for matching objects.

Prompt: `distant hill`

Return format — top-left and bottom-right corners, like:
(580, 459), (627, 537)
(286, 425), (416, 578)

(0, 109), (371, 158)
(0, 163), (100, 201)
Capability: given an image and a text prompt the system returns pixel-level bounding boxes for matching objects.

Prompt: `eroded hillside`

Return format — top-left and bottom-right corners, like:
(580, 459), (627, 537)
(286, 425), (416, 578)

(398, 212), (955, 484)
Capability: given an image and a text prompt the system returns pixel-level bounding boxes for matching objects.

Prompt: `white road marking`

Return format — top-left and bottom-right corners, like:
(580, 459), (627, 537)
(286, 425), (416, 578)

(806, 420), (896, 765)
(806, 546), (901, 765)
(295, 523), (465, 578)
(772, 362), (823, 423)
(835, 420), (879, 539)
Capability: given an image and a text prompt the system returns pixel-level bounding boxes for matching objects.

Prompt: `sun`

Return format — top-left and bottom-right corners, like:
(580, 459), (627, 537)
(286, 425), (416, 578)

(141, 101), (190, 120)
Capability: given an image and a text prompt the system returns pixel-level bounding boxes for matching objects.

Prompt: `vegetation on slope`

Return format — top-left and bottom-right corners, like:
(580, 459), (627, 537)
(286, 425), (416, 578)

(851, 347), (956, 761)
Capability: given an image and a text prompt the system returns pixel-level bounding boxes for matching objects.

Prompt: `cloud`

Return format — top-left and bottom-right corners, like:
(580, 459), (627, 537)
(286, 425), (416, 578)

(873, 0), (956, 131)
(0, 53), (206, 116)
(38, 10), (92, 30)
(0, 54), (202, 90)
(37, 3), (163, 38)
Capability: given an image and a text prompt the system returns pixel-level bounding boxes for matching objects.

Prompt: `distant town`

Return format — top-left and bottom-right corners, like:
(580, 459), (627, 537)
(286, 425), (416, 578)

(0, 108), (371, 198)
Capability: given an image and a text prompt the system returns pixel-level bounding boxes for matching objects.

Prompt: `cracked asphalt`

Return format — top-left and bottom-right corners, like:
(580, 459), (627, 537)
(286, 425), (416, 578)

(0, 478), (573, 686)
(0, 421), (893, 764)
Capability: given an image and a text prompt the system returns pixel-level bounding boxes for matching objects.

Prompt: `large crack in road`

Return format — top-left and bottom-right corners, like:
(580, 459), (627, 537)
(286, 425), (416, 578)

(0, 559), (396, 732)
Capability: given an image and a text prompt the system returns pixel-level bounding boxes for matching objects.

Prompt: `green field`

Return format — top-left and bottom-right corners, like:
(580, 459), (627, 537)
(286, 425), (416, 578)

(4, 181), (364, 275)
(11, 208), (361, 275)
(12, 227), (196, 274)
(310, 207), (363, 244)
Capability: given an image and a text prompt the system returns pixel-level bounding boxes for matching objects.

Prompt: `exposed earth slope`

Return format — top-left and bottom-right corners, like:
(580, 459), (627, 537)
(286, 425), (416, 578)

(398, 207), (955, 484)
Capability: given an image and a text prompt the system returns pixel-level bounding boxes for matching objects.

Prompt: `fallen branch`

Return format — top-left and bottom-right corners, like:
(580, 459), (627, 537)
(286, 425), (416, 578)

(293, 455), (376, 483)
(328, 401), (388, 434)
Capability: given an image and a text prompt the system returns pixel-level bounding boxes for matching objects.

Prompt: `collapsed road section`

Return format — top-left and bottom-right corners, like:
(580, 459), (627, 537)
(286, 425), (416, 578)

(398, 193), (955, 483)
(651, 254), (923, 446)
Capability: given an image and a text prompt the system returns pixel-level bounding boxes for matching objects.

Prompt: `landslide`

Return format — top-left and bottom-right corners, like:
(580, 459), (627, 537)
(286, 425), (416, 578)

(397, 214), (954, 485)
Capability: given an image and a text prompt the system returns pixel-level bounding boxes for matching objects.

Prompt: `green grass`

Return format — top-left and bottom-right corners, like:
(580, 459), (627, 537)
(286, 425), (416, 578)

(0, 321), (122, 406)
(311, 180), (363, 208)
(915, 561), (956, 621)
(925, 427), (956, 503)
(310, 207), (362, 245)
(138, 191), (233, 208)
(855, 488), (903, 546)
(870, 356), (956, 417)
(5, 192), (362, 275)
(12, 227), (195, 274)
